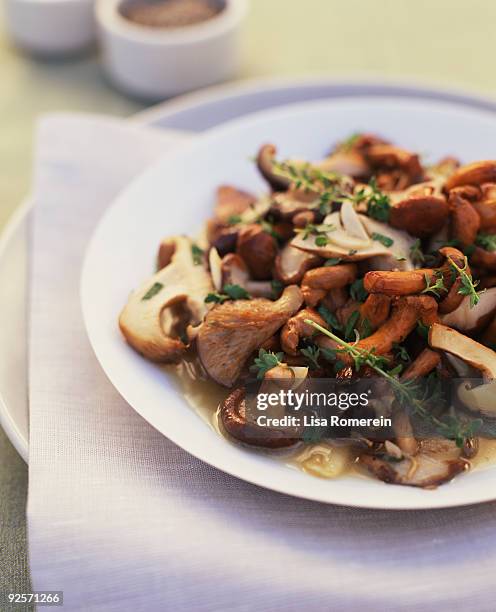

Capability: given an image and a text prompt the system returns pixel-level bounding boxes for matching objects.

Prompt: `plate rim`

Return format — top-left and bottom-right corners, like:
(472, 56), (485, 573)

(81, 95), (496, 509)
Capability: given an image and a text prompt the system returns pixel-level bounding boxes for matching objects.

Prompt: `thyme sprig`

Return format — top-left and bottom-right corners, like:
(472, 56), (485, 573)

(422, 272), (447, 297)
(303, 319), (480, 447)
(357, 177), (391, 222)
(272, 161), (347, 215)
(295, 222), (335, 244)
(448, 256), (485, 308)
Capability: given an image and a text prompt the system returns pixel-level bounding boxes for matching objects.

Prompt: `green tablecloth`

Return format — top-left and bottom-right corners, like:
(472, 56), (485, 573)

(2, 0), (496, 599)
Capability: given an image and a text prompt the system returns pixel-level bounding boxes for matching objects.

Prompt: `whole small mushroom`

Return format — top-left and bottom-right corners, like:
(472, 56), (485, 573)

(236, 224), (278, 280)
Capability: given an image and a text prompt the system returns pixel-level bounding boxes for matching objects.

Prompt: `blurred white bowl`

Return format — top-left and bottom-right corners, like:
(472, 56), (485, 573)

(96, 0), (248, 100)
(4, 0), (95, 56)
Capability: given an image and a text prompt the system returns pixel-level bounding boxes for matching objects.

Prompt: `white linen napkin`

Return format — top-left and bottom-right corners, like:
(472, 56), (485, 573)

(28, 114), (496, 612)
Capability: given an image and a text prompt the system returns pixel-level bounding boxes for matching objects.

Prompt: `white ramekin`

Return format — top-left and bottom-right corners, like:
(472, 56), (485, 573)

(4, 0), (96, 56)
(95, 0), (248, 100)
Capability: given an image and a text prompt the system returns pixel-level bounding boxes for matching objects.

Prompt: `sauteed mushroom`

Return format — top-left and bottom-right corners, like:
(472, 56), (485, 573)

(120, 132), (496, 489)
(219, 387), (300, 449)
(120, 236), (213, 362)
(197, 286), (303, 387)
(360, 439), (468, 488)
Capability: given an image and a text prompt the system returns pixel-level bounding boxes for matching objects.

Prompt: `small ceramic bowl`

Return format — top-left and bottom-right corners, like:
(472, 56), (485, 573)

(96, 0), (248, 100)
(4, 0), (96, 56)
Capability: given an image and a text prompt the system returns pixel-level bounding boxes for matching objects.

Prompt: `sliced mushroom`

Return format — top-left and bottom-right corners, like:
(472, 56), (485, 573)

(429, 323), (496, 380)
(219, 387), (299, 449)
(389, 195), (449, 238)
(441, 288), (496, 333)
(445, 160), (496, 191)
(360, 439), (467, 488)
(197, 286), (303, 387)
(236, 224), (278, 280)
(214, 185), (256, 223)
(340, 200), (370, 240)
(301, 264), (357, 307)
(274, 243), (321, 285)
(256, 144), (291, 191)
(281, 308), (327, 355)
(210, 252), (273, 298)
(291, 207), (415, 268)
(119, 236), (213, 363)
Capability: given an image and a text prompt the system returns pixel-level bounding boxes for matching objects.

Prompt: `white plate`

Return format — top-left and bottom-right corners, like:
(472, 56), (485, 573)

(82, 96), (496, 509)
(5, 77), (496, 465)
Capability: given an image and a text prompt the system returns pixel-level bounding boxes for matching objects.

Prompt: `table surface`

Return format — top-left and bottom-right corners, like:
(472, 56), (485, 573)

(2, 0), (496, 601)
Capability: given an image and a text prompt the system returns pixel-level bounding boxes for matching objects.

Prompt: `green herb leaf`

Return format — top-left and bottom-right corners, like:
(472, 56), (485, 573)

(417, 321), (429, 340)
(393, 342), (411, 363)
(324, 257), (342, 266)
(301, 345), (321, 370)
(344, 310), (361, 341)
(142, 282), (164, 301)
(361, 317), (372, 339)
(365, 177), (391, 222)
(448, 255), (485, 308)
(205, 284), (251, 304)
(315, 235), (329, 247)
(191, 244), (204, 265)
(338, 132), (361, 152)
(422, 272), (447, 297)
(350, 279), (368, 303)
(271, 280), (284, 299)
(250, 349), (284, 379)
(228, 215), (242, 225)
(409, 239), (425, 266)
(258, 219), (282, 241)
(295, 222), (335, 241)
(371, 232), (394, 248)
(476, 233), (496, 252)
(317, 304), (342, 331)
(223, 284), (251, 300)
(205, 292), (229, 305)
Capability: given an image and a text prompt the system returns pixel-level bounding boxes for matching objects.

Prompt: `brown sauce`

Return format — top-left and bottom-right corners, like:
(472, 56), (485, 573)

(121, 0), (226, 29)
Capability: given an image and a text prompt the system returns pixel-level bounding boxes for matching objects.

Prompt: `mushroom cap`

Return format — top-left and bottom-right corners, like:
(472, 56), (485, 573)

(219, 387), (300, 449)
